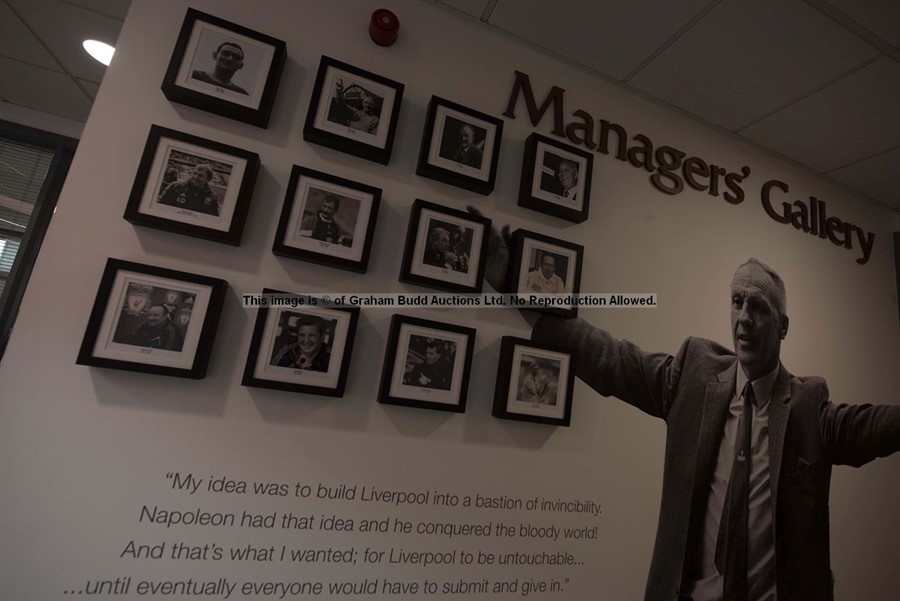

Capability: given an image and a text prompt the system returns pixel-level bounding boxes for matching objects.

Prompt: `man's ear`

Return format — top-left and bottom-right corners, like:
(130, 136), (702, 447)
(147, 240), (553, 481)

(780, 315), (789, 339)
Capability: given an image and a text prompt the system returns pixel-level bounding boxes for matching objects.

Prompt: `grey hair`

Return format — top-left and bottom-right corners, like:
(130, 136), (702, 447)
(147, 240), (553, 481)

(739, 257), (786, 316)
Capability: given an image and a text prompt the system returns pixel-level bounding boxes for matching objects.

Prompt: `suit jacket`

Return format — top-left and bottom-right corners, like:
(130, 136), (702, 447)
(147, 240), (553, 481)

(533, 317), (900, 601)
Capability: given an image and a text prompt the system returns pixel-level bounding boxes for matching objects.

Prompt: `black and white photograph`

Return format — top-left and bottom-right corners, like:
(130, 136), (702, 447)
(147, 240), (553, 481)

(124, 125), (260, 245)
(162, 9), (286, 127)
(379, 315), (475, 412)
(242, 289), (359, 397)
(400, 199), (490, 293)
(519, 133), (593, 223)
(273, 166), (381, 273)
(417, 96), (503, 195)
(77, 258), (227, 379)
(492, 337), (574, 426)
(304, 56), (404, 165)
(510, 229), (584, 318)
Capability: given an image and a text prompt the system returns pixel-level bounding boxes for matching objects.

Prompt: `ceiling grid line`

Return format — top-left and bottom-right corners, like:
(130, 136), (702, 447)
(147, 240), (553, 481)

(55, 0), (123, 22)
(826, 143), (900, 174)
(802, 0), (893, 51)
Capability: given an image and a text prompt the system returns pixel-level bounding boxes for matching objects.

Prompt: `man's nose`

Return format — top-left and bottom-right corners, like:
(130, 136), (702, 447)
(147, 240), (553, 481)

(737, 302), (752, 325)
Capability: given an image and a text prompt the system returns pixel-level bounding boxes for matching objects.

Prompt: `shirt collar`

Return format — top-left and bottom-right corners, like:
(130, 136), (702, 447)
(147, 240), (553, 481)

(735, 362), (779, 408)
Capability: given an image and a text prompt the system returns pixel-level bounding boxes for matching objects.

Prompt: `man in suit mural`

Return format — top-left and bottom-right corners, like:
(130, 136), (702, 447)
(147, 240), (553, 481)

(477, 215), (900, 601)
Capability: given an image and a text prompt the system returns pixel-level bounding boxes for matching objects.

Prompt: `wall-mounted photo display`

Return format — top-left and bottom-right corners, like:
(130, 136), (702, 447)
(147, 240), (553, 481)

(399, 199), (491, 293)
(303, 56), (404, 165)
(273, 166), (381, 273)
(76, 258), (227, 379)
(124, 125), (260, 246)
(509, 229), (584, 318)
(242, 289), (360, 397)
(492, 336), (575, 427)
(378, 314), (476, 413)
(161, 8), (286, 128)
(416, 96), (503, 195)
(519, 133), (593, 223)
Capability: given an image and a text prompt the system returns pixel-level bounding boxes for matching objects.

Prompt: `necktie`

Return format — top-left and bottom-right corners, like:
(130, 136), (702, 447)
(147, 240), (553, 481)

(715, 382), (755, 601)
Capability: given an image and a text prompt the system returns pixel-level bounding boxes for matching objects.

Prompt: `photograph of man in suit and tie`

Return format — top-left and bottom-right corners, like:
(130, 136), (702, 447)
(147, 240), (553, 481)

(475, 212), (900, 601)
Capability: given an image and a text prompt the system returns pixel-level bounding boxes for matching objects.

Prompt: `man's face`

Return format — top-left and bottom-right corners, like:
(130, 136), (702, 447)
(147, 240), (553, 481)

(432, 229), (450, 252)
(459, 126), (473, 150)
(146, 306), (166, 327)
(558, 162), (577, 190)
(297, 325), (322, 356)
(730, 263), (786, 380)
(424, 347), (440, 365)
(362, 96), (375, 115)
(214, 44), (244, 73)
(320, 199), (337, 219)
(541, 256), (556, 279)
(189, 167), (210, 188)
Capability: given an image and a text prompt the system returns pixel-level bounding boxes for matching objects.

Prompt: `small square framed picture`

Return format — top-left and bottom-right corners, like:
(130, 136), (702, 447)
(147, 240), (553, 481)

(509, 229), (584, 318)
(492, 336), (575, 427)
(378, 315), (476, 413)
(519, 133), (593, 223)
(242, 289), (360, 397)
(399, 199), (491, 293)
(76, 258), (228, 379)
(416, 96), (503, 195)
(303, 56), (404, 165)
(273, 166), (381, 273)
(161, 8), (286, 128)
(124, 125), (260, 245)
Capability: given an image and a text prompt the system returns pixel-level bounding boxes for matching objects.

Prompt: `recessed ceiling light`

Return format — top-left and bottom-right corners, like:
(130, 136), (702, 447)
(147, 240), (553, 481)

(83, 40), (114, 66)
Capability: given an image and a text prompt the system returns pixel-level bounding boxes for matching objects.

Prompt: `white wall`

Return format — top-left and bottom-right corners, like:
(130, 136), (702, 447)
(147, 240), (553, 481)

(0, 1), (897, 599)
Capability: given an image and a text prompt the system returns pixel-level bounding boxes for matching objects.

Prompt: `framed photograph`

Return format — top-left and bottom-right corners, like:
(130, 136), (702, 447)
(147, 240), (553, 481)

(124, 125), (260, 245)
(76, 258), (227, 379)
(272, 166), (381, 273)
(492, 336), (575, 427)
(519, 133), (593, 223)
(399, 199), (491, 294)
(242, 289), (360, 397)
(416, 96), (503, 195)
(509, 229), (584, 318)
(161, 9), (286, 128)
(378, 315), (476, 413)
(303, 56), (404, 165)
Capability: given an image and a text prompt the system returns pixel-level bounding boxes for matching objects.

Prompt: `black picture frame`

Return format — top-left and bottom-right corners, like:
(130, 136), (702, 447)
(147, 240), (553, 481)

(76, 258), (227, 379)
(416, 96), (503, 195)
(378, 314), (476, 413)
(399, 199), (491, 294)
(272, 165), (381, 273)
(518, 133), (593, 223)
(303, 56), (404, 165)
(242, 288), (360, 397)
(492, 336), (575, 427)
(161, 8), (286, 128)
(124, 125), (260, 246)
(508, 228), (584, 318)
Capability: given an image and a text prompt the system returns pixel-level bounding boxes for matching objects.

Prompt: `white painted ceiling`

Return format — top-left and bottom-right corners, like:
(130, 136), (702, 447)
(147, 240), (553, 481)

(1, 0), (898, 210)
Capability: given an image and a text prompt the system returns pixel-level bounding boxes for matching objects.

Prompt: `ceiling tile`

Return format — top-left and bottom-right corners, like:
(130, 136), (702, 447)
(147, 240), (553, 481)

(825, 0), (900, 45)
(829, 147), (900, 209)
(57, 0), (130, 21)
(742, 58), (900, 172)
(0, 1), (61, 71)
(435, 0), (491, 19)
(0, 57), (92, 121)
(629, 0), (878, 131)
(488, 0), (712, 80)
(8, 0), (120, 83)
(77, 78), (100, 100)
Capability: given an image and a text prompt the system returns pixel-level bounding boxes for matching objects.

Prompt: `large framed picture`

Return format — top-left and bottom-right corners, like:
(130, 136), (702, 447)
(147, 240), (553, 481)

(76, 258), (227, 379)
(492, 337), (575, 427)
(272, 166), (381, 273)
(519, 133), (593, 223)
(124, 125), (260, 246)
(161, 8), (286, 128)
(378, 315), (476, 413)
(416, 96), (503, 195)
(242, 289), (360, 397)
(399, 199), (491, 294)
(509, 229), (584, 318)
(303, 56), (404, 165)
